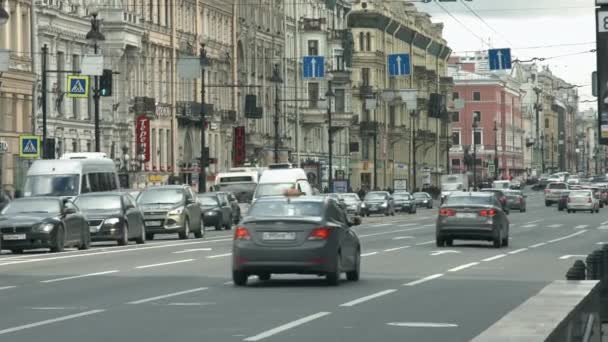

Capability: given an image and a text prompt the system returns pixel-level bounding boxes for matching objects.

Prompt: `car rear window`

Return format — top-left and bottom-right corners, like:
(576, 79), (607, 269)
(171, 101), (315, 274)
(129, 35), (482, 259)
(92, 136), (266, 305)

(548, 183), (567, 190)
(445, 195), (493, 206)
(248, 201), (323, 217)
(570, 191), (591, 197)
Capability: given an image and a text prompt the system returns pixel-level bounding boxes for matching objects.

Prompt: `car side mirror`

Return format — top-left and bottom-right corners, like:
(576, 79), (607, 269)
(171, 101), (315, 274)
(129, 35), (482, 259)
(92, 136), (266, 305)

(63, 207), (77, 215)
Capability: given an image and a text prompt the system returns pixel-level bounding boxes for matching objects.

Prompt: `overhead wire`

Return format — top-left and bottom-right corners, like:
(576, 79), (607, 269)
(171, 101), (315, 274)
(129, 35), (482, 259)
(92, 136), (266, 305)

(457, 0), (515, 48)
(432, 0), (487, 48)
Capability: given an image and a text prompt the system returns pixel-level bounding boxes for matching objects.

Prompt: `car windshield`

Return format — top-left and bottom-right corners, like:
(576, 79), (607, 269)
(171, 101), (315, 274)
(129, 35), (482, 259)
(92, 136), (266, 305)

(341, 195), (359, 203)
(24, 174), (80, 197)
(443, 183), (463, 191)
(198, 196), (219, 206)
(446, 195), (493, 206)
(548, 183), (567, 190)
(254, 183), (295, 198)
(138, 189), (184, 204)
(1, 199), (61, 215)
(365, 193), (386, 201)
(248, 201), (323, 217)
(75, 196), (122, 210)
(413, 193), (428, 199)
(394, 193), (411, 199)
(215, 183), (257, 203)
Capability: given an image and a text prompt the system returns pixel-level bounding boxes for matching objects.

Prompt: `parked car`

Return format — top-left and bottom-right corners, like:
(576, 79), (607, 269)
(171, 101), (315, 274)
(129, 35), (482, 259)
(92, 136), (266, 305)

(436, 192), (510, 249)
(393, 192), (417, 214)
(363, 191), (396, 216)
(413, 192), (433, 209)
(545, 182), (568, 206)
(232, 195), (361, 286)
(137, 185), (203, 240)
(75, 192), (145, 245)
(218, 192), (242, 224)
(504, 190), (526, 212)
(197, 193), (233, 230)
(0, 197), (90, 253)
(567, 190), (600, 214)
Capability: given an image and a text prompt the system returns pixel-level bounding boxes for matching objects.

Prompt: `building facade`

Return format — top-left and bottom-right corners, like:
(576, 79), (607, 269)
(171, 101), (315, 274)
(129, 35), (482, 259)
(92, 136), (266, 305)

(0, 0), (35, 194)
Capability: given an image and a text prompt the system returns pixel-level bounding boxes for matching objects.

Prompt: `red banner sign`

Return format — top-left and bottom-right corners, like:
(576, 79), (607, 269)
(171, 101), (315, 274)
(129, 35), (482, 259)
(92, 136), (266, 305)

(136, 115), (150, 162)
(234, 126), (246, 166)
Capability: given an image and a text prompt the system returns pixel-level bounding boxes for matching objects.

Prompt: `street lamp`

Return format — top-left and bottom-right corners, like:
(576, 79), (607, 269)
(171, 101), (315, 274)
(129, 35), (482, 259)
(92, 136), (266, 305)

(493, 121), (498, 180)
(0, 0), (9, 26)
(86, 4), (105, 153)
(326, 73), (335, 193)
(472, 116), (479, 190)
(198, 44), (210, 193)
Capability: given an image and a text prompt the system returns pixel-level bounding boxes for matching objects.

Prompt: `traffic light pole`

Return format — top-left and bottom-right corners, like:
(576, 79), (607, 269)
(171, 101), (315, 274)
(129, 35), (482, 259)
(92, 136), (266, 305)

(93, 41), (101, 152)
(199, 45), (208, 193)
(41, 44), (48, 159)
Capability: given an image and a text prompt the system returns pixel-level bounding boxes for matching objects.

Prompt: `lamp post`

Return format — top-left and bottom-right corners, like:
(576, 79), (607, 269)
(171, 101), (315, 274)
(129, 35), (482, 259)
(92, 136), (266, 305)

(558, 131), (564, 172)
(326, 74), (335, 193)
(472, 117), (479, 190)
(198, 44), (210, 193)
(86, 5), (105, 153)
(551, 135), (555, 173)
(541, 134), (545, 174)
(271, 64), (283, 164)
(493, 121), (498, 180)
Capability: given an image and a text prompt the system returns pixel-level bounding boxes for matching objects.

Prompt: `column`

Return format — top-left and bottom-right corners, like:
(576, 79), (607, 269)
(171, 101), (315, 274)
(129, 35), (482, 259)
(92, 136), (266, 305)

(0, 0), (9, 49)
(159, 128), (165, 169)
(13, 1), (21, 54)
(21, 3), (30, 54)
(14, 95), (23, 133)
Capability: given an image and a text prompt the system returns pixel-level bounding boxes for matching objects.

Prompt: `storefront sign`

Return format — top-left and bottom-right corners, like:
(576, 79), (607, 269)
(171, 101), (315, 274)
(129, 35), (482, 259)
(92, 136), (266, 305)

(136, 115), (150, 162)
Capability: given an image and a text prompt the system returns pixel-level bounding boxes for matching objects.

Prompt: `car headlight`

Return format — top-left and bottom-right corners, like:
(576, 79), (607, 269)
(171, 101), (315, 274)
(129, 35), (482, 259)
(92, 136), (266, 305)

(104, 218), (120, 225)
(168, 207), (184, 215)
(205, 210), (218, 216)
(381, 202), (388, 208)
(360, 203), (366, 208)
(423, 200), (428, 203)
(38, 223), (55, 233)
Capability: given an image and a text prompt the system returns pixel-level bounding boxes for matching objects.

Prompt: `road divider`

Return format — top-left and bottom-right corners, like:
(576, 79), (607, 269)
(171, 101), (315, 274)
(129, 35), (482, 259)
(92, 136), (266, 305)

(127, 287), (208, 305)
(244, 311), (331, 341)
(339, 289), (397, 307)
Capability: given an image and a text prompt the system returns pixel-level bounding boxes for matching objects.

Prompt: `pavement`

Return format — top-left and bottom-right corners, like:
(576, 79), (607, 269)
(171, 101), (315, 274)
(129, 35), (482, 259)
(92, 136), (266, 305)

(0, 190), (607, 341)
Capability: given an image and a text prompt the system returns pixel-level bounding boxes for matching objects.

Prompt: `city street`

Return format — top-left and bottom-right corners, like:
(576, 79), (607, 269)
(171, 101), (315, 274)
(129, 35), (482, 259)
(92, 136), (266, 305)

(0, 190), (605, 341)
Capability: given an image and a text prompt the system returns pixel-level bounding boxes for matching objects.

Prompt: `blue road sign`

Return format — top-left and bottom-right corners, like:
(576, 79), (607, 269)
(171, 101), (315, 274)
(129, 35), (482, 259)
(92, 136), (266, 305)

(19, 135), (40, 158)
(303, 56), (325, 79)
(488, 48), (512, 70)
(387, 53), (411, 76)
(67, 75), (89, 98)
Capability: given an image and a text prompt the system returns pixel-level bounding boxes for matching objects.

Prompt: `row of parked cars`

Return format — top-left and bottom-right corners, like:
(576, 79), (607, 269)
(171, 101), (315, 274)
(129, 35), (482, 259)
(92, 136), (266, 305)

(325, 191), (434, 217)
(0, 184), (244, 254)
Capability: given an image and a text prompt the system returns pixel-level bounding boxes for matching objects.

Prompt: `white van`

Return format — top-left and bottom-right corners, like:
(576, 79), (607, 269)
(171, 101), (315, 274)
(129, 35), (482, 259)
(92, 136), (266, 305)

(60, 152), (108, 160)
(24, 158), (120, 198)
(253, 168), (313, 199)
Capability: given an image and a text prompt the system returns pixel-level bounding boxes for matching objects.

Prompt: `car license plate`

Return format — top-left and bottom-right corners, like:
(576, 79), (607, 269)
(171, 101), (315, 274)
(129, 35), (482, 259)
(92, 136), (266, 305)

(455, 213), (476, 218)
(262, 232), (296, 241)
(146, 221), (162, 227)
(3, 234), (26, 240)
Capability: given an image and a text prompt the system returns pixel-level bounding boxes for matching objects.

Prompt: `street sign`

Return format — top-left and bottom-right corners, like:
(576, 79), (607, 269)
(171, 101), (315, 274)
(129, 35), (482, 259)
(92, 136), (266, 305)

(488, 48), (512, 70)
(67, 76), (89, 98)
(19, 135), (41, 158)
(81, 55), (104, 76)
(303, 56), (325, 79)
(387, 53), (411, 76)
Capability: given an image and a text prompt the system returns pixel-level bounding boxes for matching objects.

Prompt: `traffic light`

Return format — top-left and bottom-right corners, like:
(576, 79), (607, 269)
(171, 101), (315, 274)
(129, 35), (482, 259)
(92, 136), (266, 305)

(99, 69), (113, 96)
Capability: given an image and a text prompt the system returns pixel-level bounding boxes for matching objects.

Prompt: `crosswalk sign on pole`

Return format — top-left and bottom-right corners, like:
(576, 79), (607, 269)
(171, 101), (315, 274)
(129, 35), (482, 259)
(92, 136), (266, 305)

(67, 75), (90, 98)
(19, 135), (41, 158)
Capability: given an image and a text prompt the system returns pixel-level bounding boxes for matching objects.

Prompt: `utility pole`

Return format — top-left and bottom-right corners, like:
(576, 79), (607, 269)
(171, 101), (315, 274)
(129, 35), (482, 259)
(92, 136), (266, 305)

(41, 44), (48, 159)
(411, 110), (417, 191)
(473, 119), (478, 189)
(541, 134), (546, 174)
(494, 121), (499, 180)
(534, 87), (542, 174)
(445, 115), (450, 175)
(272, 64), (282, 164)
(326, 79), (334, 193)
(199, 44), (209, 193)
(85, 8), (105, 152)
(551, 135), (555, 173)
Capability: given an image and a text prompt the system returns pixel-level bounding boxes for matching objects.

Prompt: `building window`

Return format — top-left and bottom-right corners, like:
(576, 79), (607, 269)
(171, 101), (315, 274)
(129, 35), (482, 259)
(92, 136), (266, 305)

(365, 32), (371, 51)
(452, 112), (459, 122)
(453, 92), (459, 100)
(452, 131), (460, 146)
(545, 118), (549, 128)
(389, 106), (396, 128)
(473, 91), (481, 101)
(473, 111), (481, 122)
(308, 82), (319, 108)
(473, 130), (482, 145)
(335, 89), (345, 113)
(361, 68), (370, 86)
(359, 32), (364, 51)
(452, 159), (461, 167)
(308, 40), (319, 56)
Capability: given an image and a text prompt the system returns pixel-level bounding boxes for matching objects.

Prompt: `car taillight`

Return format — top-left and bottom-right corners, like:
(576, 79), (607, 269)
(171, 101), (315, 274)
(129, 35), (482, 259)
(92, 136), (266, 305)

(545, 189), (549, 193)
(439, 209), (456, 216)
(234, 227), (251, 240)
(308, 227), (331, 240)
(568, 197), (571, 203)
(588, 198), (592, 203)
(519, 197), (524, 203)
(500, 197), (506, 203)
(479, 209), (497, 217)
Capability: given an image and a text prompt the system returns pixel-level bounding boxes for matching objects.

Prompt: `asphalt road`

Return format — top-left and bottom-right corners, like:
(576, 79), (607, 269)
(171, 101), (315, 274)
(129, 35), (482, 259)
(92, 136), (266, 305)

(0, 190), (606, 341)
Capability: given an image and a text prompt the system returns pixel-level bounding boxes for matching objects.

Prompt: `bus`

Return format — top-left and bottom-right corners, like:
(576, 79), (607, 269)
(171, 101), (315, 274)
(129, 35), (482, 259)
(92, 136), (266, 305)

(214, 169), (262, 203)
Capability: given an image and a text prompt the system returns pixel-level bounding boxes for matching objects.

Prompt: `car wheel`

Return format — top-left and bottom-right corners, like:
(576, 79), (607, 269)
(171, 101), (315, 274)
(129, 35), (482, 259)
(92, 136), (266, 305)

(50, 226), (65, 253)
(232, 271), (248, 286)
(520, 207), (525, 213)
(215, 220), (222, 231)
(436, 237), (445, 247)
(135, 222), (146, 244)
(194, 219), (204, 239)
(493, 230), (502, 249)
(446, 239), (454, 247)
(146, 233), (155, 240)
(118, 224), (129, 246)
(346, 248), (361, 282)
(384, 210), (389, 216)
(325, 253), (341, 286)
(502, 229), (509, 247)
(78, 227), (91, 250)
(258, 273), (271, 281)
(178, 219), (190, 239)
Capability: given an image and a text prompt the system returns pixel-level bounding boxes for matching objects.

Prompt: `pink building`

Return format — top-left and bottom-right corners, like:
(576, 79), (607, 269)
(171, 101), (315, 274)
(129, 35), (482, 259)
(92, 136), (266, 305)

(449, 62), (524, 182)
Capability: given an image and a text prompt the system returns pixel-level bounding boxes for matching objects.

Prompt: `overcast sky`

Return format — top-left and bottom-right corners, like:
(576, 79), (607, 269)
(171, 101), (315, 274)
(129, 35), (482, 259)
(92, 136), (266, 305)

(415, 0), (596, 110)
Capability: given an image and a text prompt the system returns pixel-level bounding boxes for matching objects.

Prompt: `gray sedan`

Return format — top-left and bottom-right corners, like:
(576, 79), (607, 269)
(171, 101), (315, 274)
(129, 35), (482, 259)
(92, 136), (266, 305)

(232, 196), (361, 286)
(436, 192), (510, 248)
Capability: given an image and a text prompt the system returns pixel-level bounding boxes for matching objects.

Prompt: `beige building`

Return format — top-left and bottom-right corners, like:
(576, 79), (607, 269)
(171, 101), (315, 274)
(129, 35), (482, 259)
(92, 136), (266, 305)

(0, 0), (35, 194)
(348, 1), (452, 191)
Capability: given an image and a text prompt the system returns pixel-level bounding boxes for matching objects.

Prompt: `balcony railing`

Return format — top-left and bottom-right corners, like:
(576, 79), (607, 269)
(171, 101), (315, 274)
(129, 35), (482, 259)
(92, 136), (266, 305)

(300, 18), (326, 31)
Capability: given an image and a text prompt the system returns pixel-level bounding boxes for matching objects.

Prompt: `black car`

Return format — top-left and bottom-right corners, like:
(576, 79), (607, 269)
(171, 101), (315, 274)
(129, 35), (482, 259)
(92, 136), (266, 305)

(413, 192), (433, 209)
(232, 195), (362, 286)
(393, 192), (417, 214)
(197, 193), (233, 230)
(0, 197), (90, 253)
(218, 192), (242, 224)
(75, 192), (146, 245)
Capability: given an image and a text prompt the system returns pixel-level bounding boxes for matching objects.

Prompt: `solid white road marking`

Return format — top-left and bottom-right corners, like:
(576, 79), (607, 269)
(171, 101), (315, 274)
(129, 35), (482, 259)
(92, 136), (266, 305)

(529, 242), (547, 248)
(207, 253), (232, 259)
(526, 219), (542, 224)
(520, 224), (537, 228)
(339, 289), (397, 307)
(384, 246), (411, 252)
(397, 224), (416, 228)
(597, 242), (608, 245)
(575, 225), (589, 229)
(0, 286), (16, 291)
(361, 252), (378, 257)
(482, 254), (507, 262)
(358, 227), (426, 238)
(135, 259), (194, 269)
(173, 248), (213, 254)
(403, 274), (444, 286)
(127, 287), (208, 304)
(598, 226), (608, 230)
(387, 322), (458, 328)
(448, 262), (479, 272)
(430, 250), (460, 256)
(167, 302), (212, 306)
(392, 236), (414, 240)
(41, 270), (119, 283)
(243, 312), (332, 341)
(28, 307), (82, 310)
(602, 220), (608, 225)
(223, 281), (234, 286)
(508, 248), (528, 255)
(371, 223), (391, 227)
(547, 224), (563, 228)
(547, 230), (587, 243)
(415, 240), (435, 246)
(0, 309), (105, 335)
(559, 255), (587, 260)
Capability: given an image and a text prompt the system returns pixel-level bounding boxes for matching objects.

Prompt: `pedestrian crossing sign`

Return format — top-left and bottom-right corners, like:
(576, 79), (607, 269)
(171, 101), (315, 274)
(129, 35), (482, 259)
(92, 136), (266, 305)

(67, 75), (89, 98)
(19, 135), (40, 158)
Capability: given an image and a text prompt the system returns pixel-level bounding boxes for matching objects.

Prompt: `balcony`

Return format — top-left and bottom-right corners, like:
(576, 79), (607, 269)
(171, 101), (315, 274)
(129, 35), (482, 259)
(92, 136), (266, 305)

(358, 85), (374, 99)
(220, 110), (237, 124)
(360, 121), (379, 136)
(300, 18), (327, 32)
